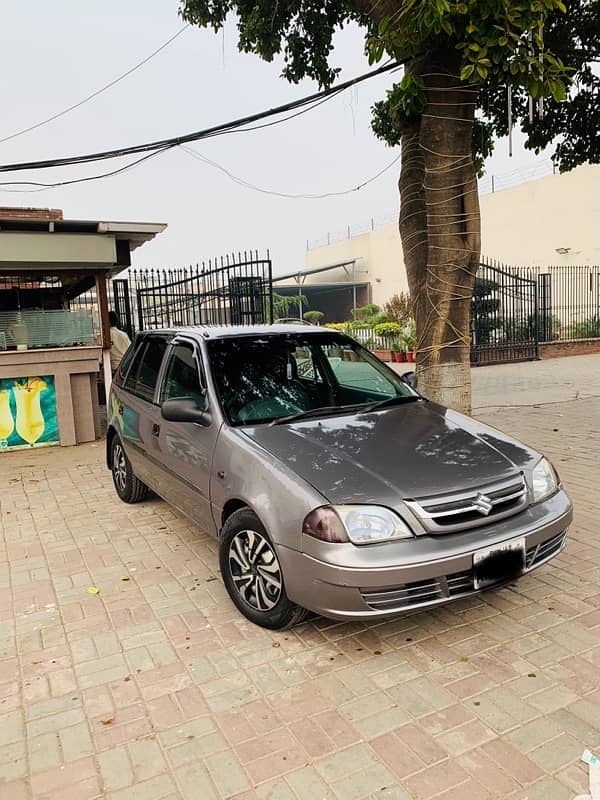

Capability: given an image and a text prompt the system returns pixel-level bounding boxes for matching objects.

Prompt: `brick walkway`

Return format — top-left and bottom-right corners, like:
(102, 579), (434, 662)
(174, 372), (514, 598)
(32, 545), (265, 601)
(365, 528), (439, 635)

(1, 359), (599, 800)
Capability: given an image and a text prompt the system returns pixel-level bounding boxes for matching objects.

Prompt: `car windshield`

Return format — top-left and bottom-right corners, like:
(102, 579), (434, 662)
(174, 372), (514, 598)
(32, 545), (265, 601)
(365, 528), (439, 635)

(207, 332), (416, 426)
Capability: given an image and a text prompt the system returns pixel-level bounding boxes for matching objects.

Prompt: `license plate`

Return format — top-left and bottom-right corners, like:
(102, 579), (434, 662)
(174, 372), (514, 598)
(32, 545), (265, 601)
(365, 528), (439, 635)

(473, 539), (525, 590)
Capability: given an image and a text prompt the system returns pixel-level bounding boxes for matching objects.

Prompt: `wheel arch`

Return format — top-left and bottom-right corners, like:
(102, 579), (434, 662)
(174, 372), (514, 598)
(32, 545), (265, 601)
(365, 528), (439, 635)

(221, 498), (251, 529)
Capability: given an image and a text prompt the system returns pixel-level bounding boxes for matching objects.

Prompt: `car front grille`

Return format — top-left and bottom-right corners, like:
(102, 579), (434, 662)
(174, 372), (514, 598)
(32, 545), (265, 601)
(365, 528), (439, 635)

(360, 529), (567, 613)
(404, 474), (528, 533)
(526, 529), (566, 568)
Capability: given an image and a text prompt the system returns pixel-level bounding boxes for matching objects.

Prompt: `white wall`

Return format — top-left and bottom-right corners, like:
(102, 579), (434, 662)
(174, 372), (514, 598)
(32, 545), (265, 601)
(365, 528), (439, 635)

(304, 163), (600, 309)
(305, 225), (408, 306)
(479, 163), (600, 266)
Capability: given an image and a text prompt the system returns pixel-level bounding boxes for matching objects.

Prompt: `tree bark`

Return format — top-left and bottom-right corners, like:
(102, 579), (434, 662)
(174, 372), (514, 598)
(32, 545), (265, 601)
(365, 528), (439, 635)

(400, 56), (480, 414)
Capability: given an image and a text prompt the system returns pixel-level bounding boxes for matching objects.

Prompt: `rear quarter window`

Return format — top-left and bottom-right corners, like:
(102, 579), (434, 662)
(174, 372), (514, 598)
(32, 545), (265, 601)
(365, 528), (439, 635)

(123, 336), (168, 403)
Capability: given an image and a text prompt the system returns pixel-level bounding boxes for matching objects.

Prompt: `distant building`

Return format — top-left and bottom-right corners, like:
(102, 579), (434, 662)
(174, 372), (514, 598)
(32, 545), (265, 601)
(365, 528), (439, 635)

(278, 163), (600, 322)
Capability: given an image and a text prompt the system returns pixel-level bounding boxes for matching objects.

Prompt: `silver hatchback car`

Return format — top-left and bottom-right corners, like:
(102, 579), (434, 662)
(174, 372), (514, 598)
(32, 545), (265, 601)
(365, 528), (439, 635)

(107, 325), (572, 629)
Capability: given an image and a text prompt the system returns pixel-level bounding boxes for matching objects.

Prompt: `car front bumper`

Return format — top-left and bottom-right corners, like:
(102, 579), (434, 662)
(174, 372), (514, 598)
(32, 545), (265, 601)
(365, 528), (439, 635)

(277, 489), (573, 620)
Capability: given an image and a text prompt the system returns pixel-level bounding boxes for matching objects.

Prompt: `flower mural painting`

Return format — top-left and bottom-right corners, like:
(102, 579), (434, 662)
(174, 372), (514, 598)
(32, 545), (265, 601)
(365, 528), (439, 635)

(0, 376), (59, 451)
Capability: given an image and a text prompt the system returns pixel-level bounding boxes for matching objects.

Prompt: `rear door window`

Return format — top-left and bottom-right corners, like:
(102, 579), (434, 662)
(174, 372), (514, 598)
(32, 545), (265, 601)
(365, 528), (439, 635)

(123, 336), (168, 403)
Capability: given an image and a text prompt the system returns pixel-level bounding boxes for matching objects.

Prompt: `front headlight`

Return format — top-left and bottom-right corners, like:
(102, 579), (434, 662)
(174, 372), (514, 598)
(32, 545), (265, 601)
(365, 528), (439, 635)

(531, 457), (559, 503)
(303, 505), (413, 545)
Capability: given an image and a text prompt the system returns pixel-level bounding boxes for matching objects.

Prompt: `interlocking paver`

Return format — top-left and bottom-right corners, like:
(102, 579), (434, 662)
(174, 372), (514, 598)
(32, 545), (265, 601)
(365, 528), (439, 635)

(1, 356), (600, 798)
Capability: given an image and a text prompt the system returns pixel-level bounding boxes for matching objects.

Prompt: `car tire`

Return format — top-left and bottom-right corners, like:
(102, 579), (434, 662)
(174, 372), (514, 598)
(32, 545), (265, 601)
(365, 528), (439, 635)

(219, 508), (309, 630)
(111, 435), (149, 504)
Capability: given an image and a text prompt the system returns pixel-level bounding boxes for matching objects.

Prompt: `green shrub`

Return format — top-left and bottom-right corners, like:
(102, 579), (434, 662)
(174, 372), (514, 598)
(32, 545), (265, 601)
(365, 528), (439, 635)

(303, 310), (324, 324)
(351, 303), (380, 321)
(348, 320), (373, 330)
(373, 322), (403, 338)
(383, 292), (412, 324)
(567, 316), (600, 339)
(369, 312), (391, 326)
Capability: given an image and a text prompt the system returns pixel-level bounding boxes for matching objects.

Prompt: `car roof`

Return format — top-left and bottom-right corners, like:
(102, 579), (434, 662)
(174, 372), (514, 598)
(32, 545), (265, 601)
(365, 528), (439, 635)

(137, 324), (332, 341)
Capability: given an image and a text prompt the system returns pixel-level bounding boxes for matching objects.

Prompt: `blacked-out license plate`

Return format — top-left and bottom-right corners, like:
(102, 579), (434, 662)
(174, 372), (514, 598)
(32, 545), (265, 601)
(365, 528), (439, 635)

(473, 539), (525, 590)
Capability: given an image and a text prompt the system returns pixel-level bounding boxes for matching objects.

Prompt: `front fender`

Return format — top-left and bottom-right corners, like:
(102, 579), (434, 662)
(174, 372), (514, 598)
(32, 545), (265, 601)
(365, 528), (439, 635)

(210, 426), (327, 551)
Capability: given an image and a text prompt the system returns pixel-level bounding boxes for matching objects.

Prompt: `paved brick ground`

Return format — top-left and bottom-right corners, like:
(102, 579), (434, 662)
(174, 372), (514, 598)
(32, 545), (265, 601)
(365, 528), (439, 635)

(1, 356), (599, 799)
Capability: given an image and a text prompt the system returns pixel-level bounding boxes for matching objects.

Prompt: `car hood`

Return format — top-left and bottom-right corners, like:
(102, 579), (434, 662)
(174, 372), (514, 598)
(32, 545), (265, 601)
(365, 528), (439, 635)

(241, 401), (539, 504)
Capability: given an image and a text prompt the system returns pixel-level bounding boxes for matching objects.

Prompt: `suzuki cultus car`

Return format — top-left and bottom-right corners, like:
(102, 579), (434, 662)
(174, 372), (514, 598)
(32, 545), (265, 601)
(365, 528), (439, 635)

(107, 325), (572, 629)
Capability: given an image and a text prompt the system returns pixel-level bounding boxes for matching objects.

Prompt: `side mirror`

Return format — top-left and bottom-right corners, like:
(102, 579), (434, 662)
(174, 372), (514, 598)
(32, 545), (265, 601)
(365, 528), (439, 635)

(400, 371), (416, 389)
(161, 396), (210, 425)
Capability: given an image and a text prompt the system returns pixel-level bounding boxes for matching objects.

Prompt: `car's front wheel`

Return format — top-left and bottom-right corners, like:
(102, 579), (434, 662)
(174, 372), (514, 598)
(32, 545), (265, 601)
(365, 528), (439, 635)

(219, 508), (309, 629)
(110, 435), (149, 504)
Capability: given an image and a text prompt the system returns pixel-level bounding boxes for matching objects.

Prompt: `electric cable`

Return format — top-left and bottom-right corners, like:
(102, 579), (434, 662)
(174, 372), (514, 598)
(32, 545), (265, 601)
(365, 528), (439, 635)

(0, 60), (402, 175)
(0, 26), (190, 145)
(0, 147), (174, 192)
(180, 144), (401, 199)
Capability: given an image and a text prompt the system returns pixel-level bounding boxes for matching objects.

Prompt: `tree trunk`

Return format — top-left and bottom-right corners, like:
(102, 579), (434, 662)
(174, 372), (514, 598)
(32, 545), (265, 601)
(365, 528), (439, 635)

(400, 57), (480, 414)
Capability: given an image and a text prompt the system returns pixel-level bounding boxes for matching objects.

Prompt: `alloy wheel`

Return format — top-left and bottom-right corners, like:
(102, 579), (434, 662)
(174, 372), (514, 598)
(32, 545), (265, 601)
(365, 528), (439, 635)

(113, 442), (127, 493)
(228, 529), (282, 611)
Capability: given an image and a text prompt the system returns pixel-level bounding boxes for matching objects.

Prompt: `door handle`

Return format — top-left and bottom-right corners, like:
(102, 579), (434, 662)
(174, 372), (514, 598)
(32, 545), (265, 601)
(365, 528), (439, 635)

(152, 423), (160, 437)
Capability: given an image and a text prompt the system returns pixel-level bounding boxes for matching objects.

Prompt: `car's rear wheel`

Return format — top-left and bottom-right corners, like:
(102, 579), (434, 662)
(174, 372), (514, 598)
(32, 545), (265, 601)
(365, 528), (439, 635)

(111, 436), (149, 504)
(219, 508), (309, 629)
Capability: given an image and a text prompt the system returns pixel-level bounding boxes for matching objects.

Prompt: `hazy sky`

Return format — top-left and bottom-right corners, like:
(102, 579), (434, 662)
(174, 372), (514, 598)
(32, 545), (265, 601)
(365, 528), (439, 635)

(2, 0), (552, 275)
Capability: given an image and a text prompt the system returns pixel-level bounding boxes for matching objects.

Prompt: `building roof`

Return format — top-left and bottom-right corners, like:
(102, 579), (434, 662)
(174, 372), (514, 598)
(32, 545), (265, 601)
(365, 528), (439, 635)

(0, 207), (167, 289)
(0, 210), (166, 252)
(273, 259), (358, 283)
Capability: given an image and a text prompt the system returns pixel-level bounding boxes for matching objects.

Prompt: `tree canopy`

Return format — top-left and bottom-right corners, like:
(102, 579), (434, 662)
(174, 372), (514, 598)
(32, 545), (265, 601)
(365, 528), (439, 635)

(181, 0), (598, 171)
(180, 0), (599, 412)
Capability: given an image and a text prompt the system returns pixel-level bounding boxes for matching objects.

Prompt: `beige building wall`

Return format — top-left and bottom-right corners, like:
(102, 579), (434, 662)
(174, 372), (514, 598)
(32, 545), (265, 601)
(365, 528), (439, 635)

(305, 226), (408, 307)
(479, 163), (600, 266)
(305, 163), (600, 308)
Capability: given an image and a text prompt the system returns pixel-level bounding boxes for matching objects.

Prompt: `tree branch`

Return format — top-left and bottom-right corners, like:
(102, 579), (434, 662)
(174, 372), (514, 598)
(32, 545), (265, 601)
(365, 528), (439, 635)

(351, 0), (401, 25)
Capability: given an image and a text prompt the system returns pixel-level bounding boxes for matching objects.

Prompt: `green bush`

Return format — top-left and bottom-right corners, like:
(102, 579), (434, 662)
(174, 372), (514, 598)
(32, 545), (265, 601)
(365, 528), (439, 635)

(303, 310), (324, 324)
(567, 316), (600, 339)
(373, 322), (403, 338)
(383, 292), (412, 324)
(351, 303), (380, 321)
(369, 312), (391, 326)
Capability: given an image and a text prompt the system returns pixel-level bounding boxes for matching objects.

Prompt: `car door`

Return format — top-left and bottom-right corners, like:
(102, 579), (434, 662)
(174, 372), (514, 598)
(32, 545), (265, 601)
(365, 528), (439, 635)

(116, 334), (170, 490)
(153, 337), (218, 532)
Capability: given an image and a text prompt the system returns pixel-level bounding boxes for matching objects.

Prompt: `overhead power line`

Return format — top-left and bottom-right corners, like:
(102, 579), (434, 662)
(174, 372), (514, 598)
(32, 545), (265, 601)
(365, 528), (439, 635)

(0, 60), (402, 176)
(181, 144), (401, 199)
(0, 26), (190, 146)
(0, 148), (173, 192)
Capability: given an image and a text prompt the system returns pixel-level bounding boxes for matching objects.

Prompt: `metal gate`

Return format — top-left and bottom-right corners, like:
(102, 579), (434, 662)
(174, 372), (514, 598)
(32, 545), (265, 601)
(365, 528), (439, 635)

(112, 279), (134, 339)
(132, 252), (273, 331)
(471, 261), (539, 365)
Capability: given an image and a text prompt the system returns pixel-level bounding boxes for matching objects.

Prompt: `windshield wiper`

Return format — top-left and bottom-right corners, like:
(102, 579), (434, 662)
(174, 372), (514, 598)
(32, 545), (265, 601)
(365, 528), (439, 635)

(270, 403), (365, 426)
(361, 395), (420, 413)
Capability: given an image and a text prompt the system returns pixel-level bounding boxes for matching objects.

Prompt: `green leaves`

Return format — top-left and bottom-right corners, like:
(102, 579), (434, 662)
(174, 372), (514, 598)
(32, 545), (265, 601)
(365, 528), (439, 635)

(181, 0), (593, 177)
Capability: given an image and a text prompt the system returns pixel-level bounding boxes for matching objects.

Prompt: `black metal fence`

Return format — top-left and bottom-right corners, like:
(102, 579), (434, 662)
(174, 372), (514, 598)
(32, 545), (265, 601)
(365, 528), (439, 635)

(470, 261), (600, 365)
(525, 265), (600, 341)
(471, 260), (539, 365)
(71, 251), (273, 336)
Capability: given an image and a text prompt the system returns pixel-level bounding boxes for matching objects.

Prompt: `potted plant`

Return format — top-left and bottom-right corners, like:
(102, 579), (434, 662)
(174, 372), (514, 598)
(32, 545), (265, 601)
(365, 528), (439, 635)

(371, 322), (402, 362)
(403, 320), (417, 362)
(392, 342), (406, 362)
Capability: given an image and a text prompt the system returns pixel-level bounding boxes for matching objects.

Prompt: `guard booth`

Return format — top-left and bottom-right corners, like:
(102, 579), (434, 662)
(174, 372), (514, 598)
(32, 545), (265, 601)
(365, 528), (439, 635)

(0, 207), (166, 452)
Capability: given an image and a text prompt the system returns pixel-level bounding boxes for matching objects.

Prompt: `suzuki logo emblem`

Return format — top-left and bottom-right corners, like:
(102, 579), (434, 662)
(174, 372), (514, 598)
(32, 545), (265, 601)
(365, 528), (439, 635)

(473, 493), (494, 516)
